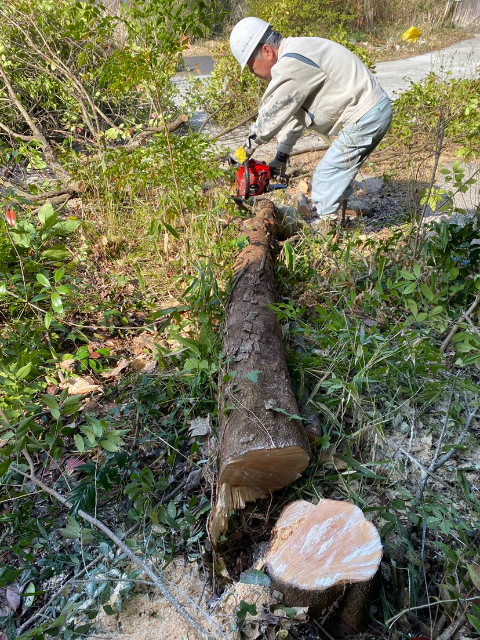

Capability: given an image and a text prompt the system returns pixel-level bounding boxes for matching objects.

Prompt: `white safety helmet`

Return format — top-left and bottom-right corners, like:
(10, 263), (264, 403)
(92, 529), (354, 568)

(230, 17), (271, 71)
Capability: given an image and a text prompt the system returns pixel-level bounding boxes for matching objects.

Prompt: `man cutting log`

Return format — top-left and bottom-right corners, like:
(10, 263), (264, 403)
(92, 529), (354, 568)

(230, 17), (393, 231)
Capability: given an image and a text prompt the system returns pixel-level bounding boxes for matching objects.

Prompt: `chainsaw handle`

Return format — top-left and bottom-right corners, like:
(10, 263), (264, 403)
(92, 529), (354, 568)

(243, 158), (250, 199)
(270, 166), (290, 186)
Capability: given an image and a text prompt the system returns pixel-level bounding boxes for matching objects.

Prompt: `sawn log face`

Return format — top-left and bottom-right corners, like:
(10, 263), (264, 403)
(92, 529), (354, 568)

(217, 200), (311, 492)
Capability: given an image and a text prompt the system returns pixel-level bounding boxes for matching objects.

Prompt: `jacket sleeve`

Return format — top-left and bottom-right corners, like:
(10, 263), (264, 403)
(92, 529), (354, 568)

(248, 73), (312, 153)
(276, 118), (304, 155)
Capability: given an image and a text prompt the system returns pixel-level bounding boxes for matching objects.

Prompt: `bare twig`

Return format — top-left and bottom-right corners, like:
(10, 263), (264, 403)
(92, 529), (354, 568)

(413, 112), (446, 258)
(385, 596), (478, 627)
(210, 110), (258, 143)
(441, 293), (480, 353)
(198, 101), (228, 135)
(435, 605), (468, 640)
(432, 400), (477, 472)
(461, 311), (480, 342)
(15, 452), (227, 640)
(398, 448), (450, 489)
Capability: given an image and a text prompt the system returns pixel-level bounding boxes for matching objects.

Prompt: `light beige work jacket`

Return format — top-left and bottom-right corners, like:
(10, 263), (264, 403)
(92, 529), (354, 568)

(250, 37), (384, 155)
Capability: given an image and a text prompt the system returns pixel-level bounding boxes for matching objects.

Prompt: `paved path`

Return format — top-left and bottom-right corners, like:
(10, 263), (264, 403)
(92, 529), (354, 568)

(375, 33), (480, 97)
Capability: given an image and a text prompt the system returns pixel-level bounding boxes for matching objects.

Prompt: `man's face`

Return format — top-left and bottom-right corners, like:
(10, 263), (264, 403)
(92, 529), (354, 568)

(247, 44), (277, 81)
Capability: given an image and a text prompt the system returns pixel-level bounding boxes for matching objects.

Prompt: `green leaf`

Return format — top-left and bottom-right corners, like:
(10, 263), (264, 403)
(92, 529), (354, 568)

(59, 516), (81, 540)
(0, 283), (7, 295)
(49, 220), (81, 236)
(44, 311), (53, 329)
(420, 282), (434, 301)
(240, 570), (271, 587)
(42, 394), (59, 411)
(400, 270), (416, 281)
(5, 614), (16, 640)
(406, 299), (418, 317)
(36, 273), (50, 288)
(99, 439), (119, 452)
(15, 362), (32, 380)
(74, 434), (85, 453)
(54, 268), (65, 283)
(0, 459), (12, 477)
(403, 282), (416, 295)
(37, 202), (58, 228)
(170, 333), (201, 357)
(468, 563), (480, 590)
(274, 604), (297, 619)
(103, 604), (116, 615)
(40, 248), (71, 261)
(413, 263), (421, 279)
(284, 241), (294, 270)
(237, 600), (257, 622)
(23, 582), (35, 608)
(467, 614), (480, 635)
(162, 221), (180, 239)
(241, 370), (261, 383)
(51, 292), (64, 314)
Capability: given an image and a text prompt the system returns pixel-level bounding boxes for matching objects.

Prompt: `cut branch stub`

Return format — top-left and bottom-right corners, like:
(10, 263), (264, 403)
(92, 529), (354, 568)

(209, 200), (311, 541)
(265, 499), (383, 636)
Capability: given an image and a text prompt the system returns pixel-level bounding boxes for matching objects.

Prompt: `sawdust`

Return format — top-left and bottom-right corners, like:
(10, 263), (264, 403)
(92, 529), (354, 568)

(90, 558), (285, 640)
(92, 558), (214, 640)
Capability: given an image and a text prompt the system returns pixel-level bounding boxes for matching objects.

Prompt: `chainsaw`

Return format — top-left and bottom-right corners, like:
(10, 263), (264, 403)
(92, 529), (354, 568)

(230, 157), (290, 199)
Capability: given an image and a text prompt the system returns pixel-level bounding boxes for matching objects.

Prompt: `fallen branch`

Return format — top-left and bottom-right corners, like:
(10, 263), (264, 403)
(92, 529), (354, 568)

(210, 110), (258, 143)
(15, 450), (227, 640)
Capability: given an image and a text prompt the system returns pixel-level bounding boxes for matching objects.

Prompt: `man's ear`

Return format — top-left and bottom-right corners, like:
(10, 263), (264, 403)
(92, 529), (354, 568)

(263, 44), (275, 60)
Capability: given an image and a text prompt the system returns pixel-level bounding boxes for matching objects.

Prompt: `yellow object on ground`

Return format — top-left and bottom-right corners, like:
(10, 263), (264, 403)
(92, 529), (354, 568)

(234, 146), (247, 163)
(402, 27), (422, 43)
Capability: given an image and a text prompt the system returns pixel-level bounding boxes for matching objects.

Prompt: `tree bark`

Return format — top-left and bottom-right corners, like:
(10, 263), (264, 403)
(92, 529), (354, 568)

(264, 499), (383, 638)
(209, 200), (311, 541)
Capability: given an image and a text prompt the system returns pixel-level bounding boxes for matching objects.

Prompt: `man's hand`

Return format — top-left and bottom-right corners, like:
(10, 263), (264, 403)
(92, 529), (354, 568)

(269, 151), (289, 174)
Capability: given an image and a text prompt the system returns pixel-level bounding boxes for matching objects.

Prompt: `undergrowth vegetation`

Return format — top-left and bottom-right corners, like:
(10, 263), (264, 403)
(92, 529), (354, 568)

(1, 0), (480, 639)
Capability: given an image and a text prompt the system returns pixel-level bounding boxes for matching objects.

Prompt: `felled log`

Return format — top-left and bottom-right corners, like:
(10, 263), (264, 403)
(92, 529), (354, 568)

(264, 499), (382, 638)
(209, 200), (311, 541)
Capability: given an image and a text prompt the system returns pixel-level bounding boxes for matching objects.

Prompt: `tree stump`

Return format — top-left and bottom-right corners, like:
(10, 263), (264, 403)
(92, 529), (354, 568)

(208, 200), (311, 541)
(264, 499), (383, 637)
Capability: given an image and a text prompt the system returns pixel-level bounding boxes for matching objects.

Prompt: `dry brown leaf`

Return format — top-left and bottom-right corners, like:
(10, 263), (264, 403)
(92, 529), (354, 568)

(6, 584), (22, 612)
(61, 376), (102, 395)
(102, 358), (130, 378)
(129, 357), (156, 373)
(131, 332), (156, 355)
(188, 415), (210, 437)
(58, 359), (75, 370)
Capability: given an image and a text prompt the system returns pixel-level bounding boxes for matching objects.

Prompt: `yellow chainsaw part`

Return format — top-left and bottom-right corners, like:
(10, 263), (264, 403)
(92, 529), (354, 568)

(234, 146), (247, 163)
(402, 26), (421, 42)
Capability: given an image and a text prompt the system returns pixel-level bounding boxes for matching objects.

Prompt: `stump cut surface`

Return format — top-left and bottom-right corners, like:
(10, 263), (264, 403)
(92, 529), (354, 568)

(266, 499), (382, 591)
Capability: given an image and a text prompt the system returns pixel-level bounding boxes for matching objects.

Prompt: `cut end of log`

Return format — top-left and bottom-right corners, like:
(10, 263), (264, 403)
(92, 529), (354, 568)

(220, 446), (310, 491)
(266, 499), (382, 591)
(209, 482), (266, 542)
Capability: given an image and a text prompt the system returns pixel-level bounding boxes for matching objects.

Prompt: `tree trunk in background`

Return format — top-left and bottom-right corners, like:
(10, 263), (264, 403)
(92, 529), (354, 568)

(363, 0), (374, 30)
(208, 200), (311, 542)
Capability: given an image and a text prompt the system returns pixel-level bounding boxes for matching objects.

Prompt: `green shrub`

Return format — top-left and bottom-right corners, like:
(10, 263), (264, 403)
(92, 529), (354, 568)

(246, 0), (360, 38)
(388, 73), (480, 159)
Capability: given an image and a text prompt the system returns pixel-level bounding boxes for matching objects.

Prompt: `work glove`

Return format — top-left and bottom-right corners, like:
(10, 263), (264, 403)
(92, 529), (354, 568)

(269, 151), (289, 175)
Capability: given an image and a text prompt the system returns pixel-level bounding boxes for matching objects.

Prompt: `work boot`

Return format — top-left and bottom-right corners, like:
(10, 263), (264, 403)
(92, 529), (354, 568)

(309, 214), (340, 235)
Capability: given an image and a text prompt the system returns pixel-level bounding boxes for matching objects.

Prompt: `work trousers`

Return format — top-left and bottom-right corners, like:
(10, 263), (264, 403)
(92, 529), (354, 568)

(311, 92), (393, 217)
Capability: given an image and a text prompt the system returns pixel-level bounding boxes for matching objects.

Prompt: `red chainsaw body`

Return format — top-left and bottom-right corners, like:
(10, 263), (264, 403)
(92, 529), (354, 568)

(235, 159), (271, 197)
